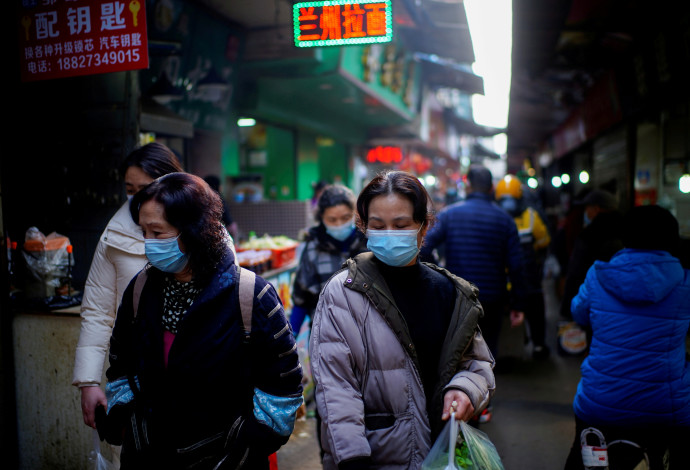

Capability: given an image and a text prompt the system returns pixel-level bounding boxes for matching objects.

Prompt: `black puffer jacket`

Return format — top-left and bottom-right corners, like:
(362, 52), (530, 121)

(107, 252), (303, 469)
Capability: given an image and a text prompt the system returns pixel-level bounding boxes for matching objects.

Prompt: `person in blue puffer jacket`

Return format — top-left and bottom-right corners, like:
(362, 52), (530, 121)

(564, 205), (690, 470)
(421, 164), (527, 358)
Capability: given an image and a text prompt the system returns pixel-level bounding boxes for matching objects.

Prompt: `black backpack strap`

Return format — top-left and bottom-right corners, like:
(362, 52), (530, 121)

(128, 265), (150, 398)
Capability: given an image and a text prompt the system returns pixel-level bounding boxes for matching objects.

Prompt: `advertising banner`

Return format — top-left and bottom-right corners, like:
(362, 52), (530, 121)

(19, 0), (148, 82)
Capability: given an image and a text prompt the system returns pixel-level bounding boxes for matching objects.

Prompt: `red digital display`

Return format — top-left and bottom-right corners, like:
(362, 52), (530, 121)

(367, 146), (402, 164)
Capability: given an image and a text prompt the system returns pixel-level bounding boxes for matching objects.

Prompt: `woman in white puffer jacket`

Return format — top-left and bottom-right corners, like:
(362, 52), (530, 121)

(72, 142), (182, 428)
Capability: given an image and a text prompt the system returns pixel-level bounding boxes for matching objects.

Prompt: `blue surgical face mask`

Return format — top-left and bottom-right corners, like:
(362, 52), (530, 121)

(498, 196), (520, 217)
(127, 194), (134, 202)
(366, 224), (423, 267)
(325, 220), (355, 242)
(145, 235), (189, 273)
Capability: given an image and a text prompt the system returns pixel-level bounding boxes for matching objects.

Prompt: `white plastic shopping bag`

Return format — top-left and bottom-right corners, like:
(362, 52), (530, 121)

(88, 429), (117, 470)
(422, 413), (505, 470)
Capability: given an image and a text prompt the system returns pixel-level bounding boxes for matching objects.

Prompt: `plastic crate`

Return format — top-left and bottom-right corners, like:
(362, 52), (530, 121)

(270, 244), (297, 268)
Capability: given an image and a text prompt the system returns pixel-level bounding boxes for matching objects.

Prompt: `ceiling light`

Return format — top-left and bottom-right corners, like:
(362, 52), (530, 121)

(680, 174), (690, 194)
(237, 118), (256, 127)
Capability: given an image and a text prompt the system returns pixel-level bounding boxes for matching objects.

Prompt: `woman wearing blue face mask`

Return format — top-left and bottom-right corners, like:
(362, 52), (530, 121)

(290, 183), (368, 459)
(73, 143), (183, 431)
(310, 170), (495, 470)
(104, 173), (303, 469)
(290, 184), (368, 335)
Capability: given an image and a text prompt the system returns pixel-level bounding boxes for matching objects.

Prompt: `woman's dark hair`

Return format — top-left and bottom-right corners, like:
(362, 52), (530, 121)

(120, 142), (183, 179)
(130, 172), (230, 282)
(315, 184), (356, 222)
(622, 205), (679, 253)
(355, 170), (435, 232)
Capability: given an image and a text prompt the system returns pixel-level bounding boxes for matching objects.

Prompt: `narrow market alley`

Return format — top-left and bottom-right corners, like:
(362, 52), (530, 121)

(276, 276), (585, 470)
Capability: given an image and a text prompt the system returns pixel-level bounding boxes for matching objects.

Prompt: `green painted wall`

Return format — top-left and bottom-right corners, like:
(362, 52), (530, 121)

(340, 42), (416, 116)
(221, 137), (240, 178)
(319, 141), (349, 186)
(297, 133), (320, 201)
(294, 135), (351, 201)
(266, 126), (296, 201)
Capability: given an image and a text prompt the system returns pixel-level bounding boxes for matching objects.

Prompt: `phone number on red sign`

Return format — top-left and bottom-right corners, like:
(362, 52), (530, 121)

(56, 48), (143, 71)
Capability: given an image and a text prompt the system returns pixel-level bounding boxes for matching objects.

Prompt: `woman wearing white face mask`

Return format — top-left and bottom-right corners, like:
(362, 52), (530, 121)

(310, 170), (495, 470)
(73, 143), (183, 430)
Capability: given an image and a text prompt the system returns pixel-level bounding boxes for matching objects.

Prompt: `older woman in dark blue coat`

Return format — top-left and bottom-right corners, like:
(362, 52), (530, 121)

(564, 205), (690, 470)
(105, 173), (303, 469)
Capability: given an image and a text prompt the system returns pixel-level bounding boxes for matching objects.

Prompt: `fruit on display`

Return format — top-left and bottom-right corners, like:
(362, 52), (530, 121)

(240, 234), (298, 250)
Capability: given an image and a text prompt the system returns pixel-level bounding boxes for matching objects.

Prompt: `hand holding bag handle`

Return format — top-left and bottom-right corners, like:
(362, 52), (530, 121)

(446, 412), (457, 470)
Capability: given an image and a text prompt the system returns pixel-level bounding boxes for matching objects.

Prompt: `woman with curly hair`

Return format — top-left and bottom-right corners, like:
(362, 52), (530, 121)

(104, 173), (303, 469)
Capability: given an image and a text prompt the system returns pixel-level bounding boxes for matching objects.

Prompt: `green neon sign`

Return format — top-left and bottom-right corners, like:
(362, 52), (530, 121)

(293, 0), (393, 48)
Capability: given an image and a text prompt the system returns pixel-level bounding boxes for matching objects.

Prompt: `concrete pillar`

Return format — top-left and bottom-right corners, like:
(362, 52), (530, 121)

(13, 312), (116, 470)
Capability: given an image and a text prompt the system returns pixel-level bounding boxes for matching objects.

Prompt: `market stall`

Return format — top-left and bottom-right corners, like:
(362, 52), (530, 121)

(236, 234), (314, 402)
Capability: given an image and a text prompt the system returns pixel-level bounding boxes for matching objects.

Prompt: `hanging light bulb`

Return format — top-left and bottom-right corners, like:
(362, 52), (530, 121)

(679, 174), (690, 194)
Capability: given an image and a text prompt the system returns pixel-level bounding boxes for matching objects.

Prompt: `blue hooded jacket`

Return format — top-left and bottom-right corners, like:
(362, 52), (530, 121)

(571, 249), (690, 426)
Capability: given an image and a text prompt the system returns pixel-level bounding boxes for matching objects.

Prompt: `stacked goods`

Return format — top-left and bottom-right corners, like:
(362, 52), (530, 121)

(236, 249), (273, 274)
(238, 234), (299, 270)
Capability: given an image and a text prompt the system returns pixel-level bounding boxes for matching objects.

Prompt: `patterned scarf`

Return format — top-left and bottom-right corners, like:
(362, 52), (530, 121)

(161, 276), (201, 334)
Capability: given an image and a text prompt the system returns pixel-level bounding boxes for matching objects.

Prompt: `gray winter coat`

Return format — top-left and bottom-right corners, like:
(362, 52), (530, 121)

(310, 252), (495, 469)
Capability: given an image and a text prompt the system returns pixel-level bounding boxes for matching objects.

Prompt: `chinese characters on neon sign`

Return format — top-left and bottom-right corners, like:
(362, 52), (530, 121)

(18, 0), (148, 82)
(366, 146), (402, 164)
(293, 0), (392, 48)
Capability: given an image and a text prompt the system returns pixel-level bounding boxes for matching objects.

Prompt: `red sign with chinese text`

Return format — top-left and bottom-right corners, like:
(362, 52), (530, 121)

(294, 0), (392, 47)
(18, 0), (148, 82)
(367, 146), (402, 164)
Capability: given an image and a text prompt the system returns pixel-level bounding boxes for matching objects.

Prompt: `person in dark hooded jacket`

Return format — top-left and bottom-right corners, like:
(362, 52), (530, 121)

(564, 205), (690, 470)
(560, 189), (624, 319)
(289, 184), (368, 334)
